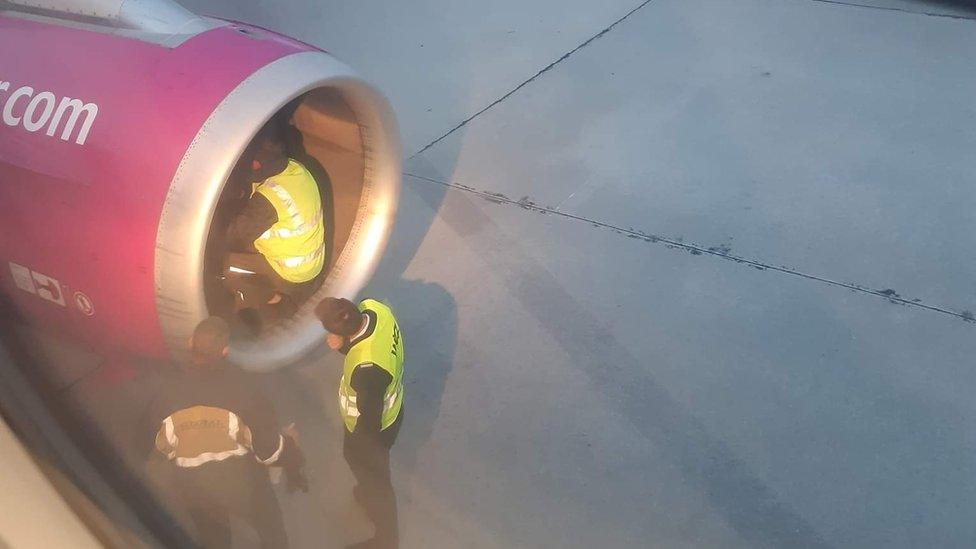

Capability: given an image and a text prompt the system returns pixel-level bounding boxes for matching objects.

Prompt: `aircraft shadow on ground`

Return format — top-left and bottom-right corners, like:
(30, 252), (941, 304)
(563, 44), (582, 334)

(362, 152), (459, 476)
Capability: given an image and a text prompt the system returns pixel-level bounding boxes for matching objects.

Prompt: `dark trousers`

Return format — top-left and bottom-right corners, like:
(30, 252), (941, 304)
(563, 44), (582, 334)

(343, 412), (402, 549)
(172, 456), (289, 549)
(224, 252), (317, 311)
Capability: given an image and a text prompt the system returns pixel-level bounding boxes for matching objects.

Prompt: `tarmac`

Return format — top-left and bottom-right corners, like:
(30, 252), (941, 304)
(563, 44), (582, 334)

(32, 0), (976, 547)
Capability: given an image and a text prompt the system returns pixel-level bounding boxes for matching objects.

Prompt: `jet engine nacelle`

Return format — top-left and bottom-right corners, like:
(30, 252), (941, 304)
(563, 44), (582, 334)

(0, 2), (401, 370)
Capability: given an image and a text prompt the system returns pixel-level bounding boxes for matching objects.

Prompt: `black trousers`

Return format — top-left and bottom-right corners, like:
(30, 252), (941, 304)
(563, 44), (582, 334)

(172, 456), (289, 549)
(224, 252), (318, 311)
(343, 412), (402, 549)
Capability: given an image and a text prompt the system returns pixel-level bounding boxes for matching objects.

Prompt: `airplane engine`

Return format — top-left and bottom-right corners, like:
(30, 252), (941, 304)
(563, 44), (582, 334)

(0, 0), (401, 370)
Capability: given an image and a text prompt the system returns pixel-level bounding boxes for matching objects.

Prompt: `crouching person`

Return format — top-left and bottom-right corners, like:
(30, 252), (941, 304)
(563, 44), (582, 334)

(146, 317), (308, 548)
(224, 124), (327, 328)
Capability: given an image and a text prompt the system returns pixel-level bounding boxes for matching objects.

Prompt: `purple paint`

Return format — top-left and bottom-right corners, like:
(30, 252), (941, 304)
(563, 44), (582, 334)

(0, 16), (314, 357)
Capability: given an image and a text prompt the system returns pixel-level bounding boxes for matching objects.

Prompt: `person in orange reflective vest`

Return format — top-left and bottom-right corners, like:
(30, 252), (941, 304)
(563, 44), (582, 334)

(144, 317), (307, 548)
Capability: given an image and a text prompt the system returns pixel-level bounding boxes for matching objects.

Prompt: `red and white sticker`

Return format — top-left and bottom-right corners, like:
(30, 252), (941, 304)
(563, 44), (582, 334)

(32, 270), (65, 306)
(74, 291), (95, 316)
(9, 262), (36, 294)
(8, 262), (73, 308)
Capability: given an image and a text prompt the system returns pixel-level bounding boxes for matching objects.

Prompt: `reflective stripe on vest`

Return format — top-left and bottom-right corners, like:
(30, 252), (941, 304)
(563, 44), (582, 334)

(258, 209), (324, 240)
(339, 299), (404, 433)
(278, 242), (325, 269)
(155, 406), (253, 468)
(251, 159), (325, 283)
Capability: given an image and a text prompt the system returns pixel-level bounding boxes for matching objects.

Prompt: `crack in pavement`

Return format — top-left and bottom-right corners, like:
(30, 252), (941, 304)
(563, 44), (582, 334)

(405, 172), (975, 324)
(412, 0), (973, 161)
(809, 0), (976, 20)
(410, 0), (658, 159)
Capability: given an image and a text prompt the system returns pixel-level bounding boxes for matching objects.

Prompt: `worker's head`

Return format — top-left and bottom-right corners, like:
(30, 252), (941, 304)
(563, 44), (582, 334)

(246, 123), (288, 183)
(315, 297), (363, 350)
(187, 316), (231, 368)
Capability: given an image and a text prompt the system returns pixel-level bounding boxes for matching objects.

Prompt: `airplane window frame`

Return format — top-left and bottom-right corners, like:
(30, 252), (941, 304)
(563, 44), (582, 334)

(0, 295), (198, 549)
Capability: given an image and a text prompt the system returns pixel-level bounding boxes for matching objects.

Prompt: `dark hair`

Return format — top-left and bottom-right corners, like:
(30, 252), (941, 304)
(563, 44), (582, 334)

(315, 298), (362, 336)
(191, 317), (230, 364)
(254, 125), (285, 153)
(247, 123), (288, 181)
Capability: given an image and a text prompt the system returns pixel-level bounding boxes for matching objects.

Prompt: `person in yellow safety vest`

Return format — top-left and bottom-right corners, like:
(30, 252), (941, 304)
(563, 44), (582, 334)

(316, 297), (404, 549)
(225, 124), (327, 327)
(144, 317), (308, 549)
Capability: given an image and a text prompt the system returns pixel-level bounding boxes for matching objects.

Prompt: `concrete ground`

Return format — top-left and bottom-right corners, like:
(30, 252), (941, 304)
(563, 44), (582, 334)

(35, 0), (976, 547)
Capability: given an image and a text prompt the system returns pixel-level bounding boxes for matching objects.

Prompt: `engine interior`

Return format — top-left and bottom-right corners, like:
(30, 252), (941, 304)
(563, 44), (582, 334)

(153, 51), (400, 372)
(199, 84), (396, 368)
(205, 88), (366, 327)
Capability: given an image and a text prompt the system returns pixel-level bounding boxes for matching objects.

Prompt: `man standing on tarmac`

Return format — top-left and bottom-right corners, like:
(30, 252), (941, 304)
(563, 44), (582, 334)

(146, 317), (308, 548)
(316, 297), (404, 549)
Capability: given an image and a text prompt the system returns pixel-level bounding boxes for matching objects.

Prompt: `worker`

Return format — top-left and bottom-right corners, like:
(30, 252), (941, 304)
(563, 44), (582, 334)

(315, 297), (404, 549)
(224, 124), (326, 325)
(145, 317), (308, 548)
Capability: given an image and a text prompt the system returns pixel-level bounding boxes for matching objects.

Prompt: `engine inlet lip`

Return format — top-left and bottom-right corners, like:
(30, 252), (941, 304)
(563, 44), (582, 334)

(154, 51), (401, 371)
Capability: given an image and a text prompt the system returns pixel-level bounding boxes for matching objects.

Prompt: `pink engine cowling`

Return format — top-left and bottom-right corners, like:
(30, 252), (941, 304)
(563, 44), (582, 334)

(0, 7), (401, 371)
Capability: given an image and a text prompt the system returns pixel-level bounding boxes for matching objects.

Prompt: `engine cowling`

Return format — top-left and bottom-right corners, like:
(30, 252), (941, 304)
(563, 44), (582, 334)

(0, 5), (401, 370)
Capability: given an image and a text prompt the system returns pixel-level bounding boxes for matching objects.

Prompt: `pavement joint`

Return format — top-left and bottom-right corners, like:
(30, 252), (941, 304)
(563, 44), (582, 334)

(410, 0), (658, 158)
(405, 172), (976, 324)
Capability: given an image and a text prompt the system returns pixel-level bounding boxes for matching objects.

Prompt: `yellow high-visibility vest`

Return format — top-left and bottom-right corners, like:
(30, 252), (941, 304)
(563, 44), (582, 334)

(252, 159), (325, 283)
(339, 299), (404, 433)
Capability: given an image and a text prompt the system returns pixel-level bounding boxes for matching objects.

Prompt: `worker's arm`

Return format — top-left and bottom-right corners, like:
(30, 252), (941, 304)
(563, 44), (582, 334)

(238, 374), (287, 465)
(140, 373), (177, 459)
(140, 394), (163, 459)
(349, 364), (392, 436)
(225, 193), (277, 252)
(234, 372), (308, 491)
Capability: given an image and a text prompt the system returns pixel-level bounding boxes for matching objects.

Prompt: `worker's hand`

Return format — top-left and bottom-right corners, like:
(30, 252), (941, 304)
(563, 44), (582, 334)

(326, 333), (345, 351)
(281, 429), (309, 493)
